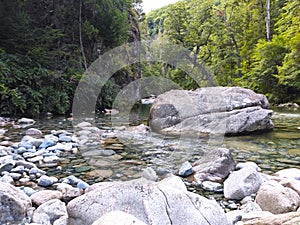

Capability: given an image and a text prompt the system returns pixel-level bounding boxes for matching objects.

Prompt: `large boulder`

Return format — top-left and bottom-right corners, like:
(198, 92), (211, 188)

(149, 87), (273, 136)
(193, 148), (235, 182)
(0, 181), (32, 224)
(224, 167), (263, 200)
(255, 180), (300, 214)
(67, 177), (229, 225)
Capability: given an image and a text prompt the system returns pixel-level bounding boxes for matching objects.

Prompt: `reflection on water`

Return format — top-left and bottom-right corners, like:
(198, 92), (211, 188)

(3, 106), (300, 182)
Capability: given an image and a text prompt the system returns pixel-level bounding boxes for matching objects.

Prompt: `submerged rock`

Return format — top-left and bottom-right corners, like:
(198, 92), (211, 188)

(149, 87), (273, 136)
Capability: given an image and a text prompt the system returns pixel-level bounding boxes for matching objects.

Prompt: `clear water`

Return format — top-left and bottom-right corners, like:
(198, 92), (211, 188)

(3, 107), (300, 183)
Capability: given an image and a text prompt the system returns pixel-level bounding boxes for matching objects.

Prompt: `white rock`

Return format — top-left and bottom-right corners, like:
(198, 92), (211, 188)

(92, 211), (147, 225)
(275, 168), (300, 180)
(18, 118), (35, 124)
(32, 199), (68, 225)
(224, 167), (263, 200)
(30, 190), (63, 206)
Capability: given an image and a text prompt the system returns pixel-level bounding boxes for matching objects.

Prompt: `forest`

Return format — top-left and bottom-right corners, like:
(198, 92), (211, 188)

(0, 0), (299, 116)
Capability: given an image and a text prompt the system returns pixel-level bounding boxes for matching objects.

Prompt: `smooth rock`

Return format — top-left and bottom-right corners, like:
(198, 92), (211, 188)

(193, 148), (235, 182)
(39, 139), (56, 149)
(0, 161), (15, 173)
(92, 211), (147, 225)
(226, 210), (243, 225)
(26, 128), (43, 138)
(61, 175), (81, 185)
(43, 155), (60, 163)
(27, 155), (43, 163)
(67, 178), (229, 225)
(58, 135), (72, 142)
(255, 180), (300, 214)
(0, 181), (32, 224)
(22, 187), (37, 197)
(141, 167), (158, 181)
(157, 175), (187, 191)
(32, 199), (68, 225)
(77, 180), (90, 189)
(243, 212), (300, 225)
(1, 174), (14, 184)
(38, 175), (58, 187)
(30, 190), (63, 206)
(201, 181), (223, 192)
(178, 161), (193, 177)
(275, 168), (300, 180)
(76, 122), (92, 128)
(18, 118), (35, 124)
(236, 162), (260, 171)
(241, 202), (262, 213)
(280, 178), (300, 196)
(55, 183), (83, 201)
(224, 167), (263, 200)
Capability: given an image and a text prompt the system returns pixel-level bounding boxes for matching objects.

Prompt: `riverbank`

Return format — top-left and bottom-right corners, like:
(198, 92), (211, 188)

(0, 116), (300, 224)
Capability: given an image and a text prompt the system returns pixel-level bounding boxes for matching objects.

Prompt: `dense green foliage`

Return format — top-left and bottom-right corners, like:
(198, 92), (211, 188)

(145, 0), (300, 104)
(0, 0), (141, 116)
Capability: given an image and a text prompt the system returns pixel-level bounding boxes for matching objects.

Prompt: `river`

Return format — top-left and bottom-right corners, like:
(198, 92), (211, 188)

(3, 106), (300, 187)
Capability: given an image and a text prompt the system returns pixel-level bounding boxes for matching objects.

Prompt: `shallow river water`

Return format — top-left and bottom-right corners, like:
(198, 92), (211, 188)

(5, 106), (300, 188)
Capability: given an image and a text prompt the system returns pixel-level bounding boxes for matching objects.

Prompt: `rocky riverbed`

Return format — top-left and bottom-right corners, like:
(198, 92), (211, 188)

(1, 116), (300, 225)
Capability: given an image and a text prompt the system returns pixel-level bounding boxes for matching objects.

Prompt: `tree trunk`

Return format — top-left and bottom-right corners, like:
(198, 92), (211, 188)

(79, 0), (87, 70)
(266, 0), (271, 41)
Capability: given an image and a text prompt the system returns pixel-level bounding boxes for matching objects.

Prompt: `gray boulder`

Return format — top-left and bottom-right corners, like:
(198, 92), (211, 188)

(67, 177), (229, 225)
(32, 199), (68, 225)
(149, 87), (273, 136)
(224, 167), (263, 200)
(255, 180), (300, 214)
(193, 148), (235, 182)
(0, 181), (32, 224)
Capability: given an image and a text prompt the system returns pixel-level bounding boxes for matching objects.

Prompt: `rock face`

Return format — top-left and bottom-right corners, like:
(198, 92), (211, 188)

(193, 148), (235, 182)
(149, 87), (274, 136)
(224, 167), (263, 200)
(67, 178), (229, 225)
(0, 181), (32, 224)
(255, 180), (300, 214)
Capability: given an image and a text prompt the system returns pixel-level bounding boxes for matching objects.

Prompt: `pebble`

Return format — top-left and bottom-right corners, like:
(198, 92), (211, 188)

(26, 128), (43, 138)
(77, 180), (90, 189)
(43, 156), (60, 163)
(201, 181), (223, 193)
(38, 175), (58, 187)
(22, 186), (37, 196)
(18, 118), (35, 124)
(27, 156), (43, 163)
(61, 175), (81, 185)
(58, 135), (72, 142)
(39, 139), (56, 149)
